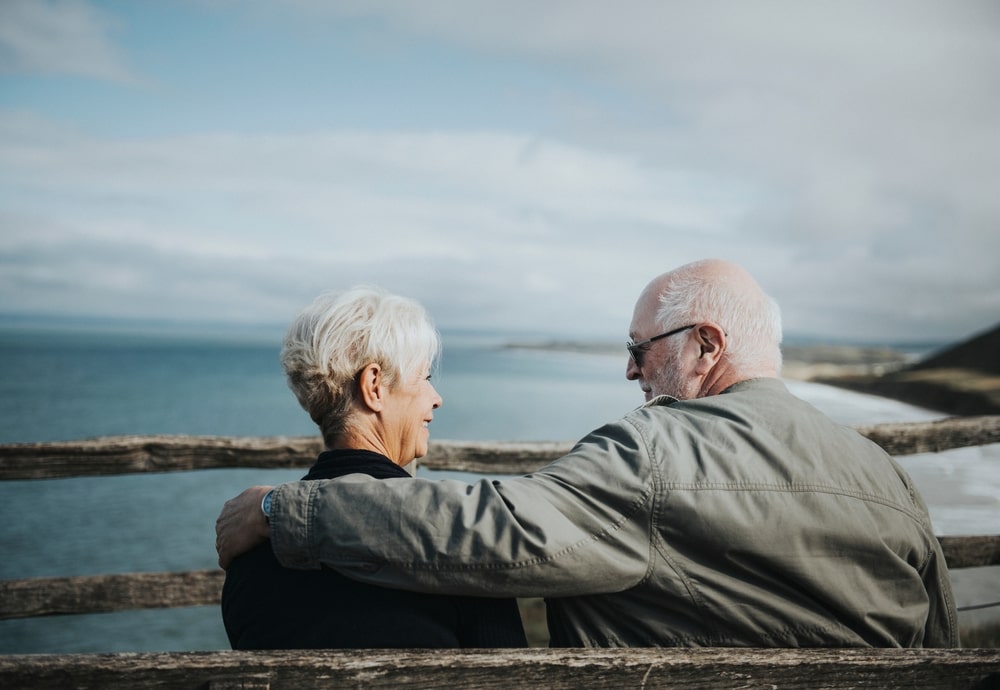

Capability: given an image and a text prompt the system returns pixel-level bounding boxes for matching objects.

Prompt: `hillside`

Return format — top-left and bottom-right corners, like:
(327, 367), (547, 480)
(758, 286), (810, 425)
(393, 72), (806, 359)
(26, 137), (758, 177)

(811, 323), (1000, 416)
(910, 323), (1000, 375)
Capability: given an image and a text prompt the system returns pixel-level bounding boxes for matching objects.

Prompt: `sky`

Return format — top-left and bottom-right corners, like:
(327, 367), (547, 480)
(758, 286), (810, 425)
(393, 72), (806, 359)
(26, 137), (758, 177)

(1, 0), (998, 344)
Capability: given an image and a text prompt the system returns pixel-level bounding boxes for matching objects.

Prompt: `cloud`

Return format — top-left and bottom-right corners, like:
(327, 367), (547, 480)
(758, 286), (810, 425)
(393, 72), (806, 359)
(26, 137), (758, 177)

(1, 1), (998, 342)
(0, 111), (745, 333)
(274, 2), (1000, 313)
(0, 0), (140, 83)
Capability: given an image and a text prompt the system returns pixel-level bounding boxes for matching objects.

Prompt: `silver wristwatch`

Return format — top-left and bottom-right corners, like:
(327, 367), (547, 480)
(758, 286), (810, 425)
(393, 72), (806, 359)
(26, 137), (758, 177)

(261, 489), (274, 522)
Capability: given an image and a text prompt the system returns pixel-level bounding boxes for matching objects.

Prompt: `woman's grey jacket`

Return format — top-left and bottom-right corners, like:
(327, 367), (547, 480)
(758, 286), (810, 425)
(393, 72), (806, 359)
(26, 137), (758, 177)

(271, 377), (958, 647)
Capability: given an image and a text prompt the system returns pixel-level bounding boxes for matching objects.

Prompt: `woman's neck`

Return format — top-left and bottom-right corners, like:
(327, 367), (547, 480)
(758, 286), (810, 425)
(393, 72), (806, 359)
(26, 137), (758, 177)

(331, 426), (403, 466)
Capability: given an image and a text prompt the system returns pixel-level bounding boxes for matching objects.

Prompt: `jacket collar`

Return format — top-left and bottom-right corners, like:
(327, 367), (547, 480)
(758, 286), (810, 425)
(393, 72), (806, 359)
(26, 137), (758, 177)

(640, 377), (786, 409)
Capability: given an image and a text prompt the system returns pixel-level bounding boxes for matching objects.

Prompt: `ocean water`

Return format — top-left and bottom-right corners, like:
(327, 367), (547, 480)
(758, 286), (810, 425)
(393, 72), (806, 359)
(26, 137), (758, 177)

(1, 326), (997, 653)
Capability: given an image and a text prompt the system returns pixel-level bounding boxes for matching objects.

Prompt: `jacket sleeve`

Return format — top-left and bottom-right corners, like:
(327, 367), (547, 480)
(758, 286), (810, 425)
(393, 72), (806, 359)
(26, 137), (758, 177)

(270, 417), (656, 598)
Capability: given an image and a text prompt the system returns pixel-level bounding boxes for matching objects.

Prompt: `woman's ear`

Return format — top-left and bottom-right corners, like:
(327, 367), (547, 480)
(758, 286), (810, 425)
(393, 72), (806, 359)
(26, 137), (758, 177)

(356, 363), (384, 412)
(694, 324), (726, 372)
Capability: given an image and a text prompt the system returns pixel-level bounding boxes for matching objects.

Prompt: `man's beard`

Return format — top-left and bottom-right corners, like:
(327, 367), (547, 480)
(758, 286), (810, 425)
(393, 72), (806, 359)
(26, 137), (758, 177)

(647, 346), (697, 401)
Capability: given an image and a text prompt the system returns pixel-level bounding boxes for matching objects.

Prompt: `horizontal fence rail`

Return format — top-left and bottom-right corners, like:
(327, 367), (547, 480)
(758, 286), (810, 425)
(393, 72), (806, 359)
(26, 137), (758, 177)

(2, 415), (999, 480)
(0, 570), (224, 621)
(854, 415), (1000, 456)
(1, 539), (998, 622)
(1, 648), (999, 689)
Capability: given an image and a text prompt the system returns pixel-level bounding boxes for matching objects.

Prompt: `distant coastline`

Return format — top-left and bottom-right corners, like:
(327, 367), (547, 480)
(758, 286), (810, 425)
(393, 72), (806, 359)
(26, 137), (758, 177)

(502, 340), (622, 356)
(504, 334), (1000, 417)
(501, 340), (919, 377)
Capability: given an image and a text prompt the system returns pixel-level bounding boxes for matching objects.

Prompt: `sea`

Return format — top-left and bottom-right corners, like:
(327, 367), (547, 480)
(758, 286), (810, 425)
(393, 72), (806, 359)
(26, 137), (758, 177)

(1, 324), (997, 653)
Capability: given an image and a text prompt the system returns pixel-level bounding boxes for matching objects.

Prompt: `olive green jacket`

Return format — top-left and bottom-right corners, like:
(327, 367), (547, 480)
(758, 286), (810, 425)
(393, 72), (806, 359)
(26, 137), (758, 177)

(271, 378), (958, 647)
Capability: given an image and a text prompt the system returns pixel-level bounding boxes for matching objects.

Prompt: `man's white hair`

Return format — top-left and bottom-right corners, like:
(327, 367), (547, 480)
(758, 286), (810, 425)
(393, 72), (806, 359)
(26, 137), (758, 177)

(656, 260), (783, 376)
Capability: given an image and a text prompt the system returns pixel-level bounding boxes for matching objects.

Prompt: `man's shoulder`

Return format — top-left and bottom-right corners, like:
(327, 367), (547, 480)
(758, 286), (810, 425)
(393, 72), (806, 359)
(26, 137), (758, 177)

(619, 377), (833, 456)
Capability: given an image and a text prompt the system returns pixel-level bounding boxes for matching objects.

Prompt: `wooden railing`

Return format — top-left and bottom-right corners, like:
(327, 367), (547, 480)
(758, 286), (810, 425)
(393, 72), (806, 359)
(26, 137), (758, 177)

(2, 415), (1000, 688)
(3, 414), (999, 480)
(1, 648), (999, 689)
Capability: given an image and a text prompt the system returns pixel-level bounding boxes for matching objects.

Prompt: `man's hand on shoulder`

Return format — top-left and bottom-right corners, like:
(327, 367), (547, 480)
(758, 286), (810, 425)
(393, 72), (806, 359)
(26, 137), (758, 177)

(215, 485), (273, 570)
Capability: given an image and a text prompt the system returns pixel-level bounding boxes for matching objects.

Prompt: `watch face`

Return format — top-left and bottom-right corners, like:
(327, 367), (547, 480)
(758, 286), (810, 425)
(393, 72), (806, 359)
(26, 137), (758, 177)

(262, 490), (274, 517)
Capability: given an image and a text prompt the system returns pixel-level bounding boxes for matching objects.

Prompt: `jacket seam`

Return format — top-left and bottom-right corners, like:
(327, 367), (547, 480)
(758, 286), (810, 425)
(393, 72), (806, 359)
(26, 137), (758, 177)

(630, 415), (705, 610)
(662, 481), (928, 523)
(634, 416), (673, 591)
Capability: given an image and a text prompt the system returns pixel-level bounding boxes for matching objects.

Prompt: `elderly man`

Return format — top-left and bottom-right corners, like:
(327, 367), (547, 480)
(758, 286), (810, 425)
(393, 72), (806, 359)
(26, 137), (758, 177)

(216, 259), (958, 647)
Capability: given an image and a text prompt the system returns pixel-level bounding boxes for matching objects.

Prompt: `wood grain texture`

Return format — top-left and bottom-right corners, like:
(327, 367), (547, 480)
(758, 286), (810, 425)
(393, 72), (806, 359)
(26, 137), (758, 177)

(0, 648), (998, 689)
(2, 415), (998, 479)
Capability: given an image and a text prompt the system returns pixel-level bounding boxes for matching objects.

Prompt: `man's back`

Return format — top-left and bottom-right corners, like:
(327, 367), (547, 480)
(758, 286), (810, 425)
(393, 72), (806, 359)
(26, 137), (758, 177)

(546, 378), (958, 646)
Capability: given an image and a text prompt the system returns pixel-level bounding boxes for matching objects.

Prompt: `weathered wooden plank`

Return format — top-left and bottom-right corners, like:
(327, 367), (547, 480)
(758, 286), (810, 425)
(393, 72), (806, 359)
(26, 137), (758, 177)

(0, 570), (223, 621)
(0, 436), (576, 479)
(421, 439), (573, 474)
(0, 648), (998, 689)
(0, 435), (323, 480)
(854, 414), (1000, 456)
(939, 535), (1000, 569)
(3, 533), (998, 621)
(1, 415), (998, 480)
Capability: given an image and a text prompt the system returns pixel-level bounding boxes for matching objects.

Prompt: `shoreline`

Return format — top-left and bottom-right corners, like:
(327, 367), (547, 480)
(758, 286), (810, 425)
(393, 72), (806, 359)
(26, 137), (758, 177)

(505, 340), (1000, 417)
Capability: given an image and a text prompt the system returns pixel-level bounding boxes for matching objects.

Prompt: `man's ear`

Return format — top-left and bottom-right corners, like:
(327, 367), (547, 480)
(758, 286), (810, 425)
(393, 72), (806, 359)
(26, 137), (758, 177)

(693, 324), (726, 372)
(356, 363), (385, 412)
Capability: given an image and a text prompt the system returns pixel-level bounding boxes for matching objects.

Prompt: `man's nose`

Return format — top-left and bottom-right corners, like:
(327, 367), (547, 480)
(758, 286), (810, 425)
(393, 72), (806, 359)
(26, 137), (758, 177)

(626, 356), (641, 380)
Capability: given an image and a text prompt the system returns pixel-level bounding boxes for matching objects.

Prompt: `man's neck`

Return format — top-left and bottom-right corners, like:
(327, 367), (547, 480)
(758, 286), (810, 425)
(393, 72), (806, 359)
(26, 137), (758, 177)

(698, 365), (778, 398)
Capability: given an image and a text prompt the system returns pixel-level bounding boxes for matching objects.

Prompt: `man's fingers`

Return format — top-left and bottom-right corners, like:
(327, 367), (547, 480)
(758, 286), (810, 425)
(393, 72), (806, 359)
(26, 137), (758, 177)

(215, 485), (273, 570)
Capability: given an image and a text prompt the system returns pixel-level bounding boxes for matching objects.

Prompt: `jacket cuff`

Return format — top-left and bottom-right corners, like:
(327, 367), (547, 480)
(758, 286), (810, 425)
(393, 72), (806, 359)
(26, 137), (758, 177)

(270, 481), (321, 570)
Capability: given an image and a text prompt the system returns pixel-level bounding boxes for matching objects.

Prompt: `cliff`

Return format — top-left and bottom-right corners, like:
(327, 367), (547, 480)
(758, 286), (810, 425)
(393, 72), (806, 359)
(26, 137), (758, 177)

(812, 323), (1000, 416)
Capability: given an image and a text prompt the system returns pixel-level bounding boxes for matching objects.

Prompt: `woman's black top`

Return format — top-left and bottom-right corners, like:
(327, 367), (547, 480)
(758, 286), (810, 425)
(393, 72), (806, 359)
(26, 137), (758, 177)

(221, 449), (527, 649)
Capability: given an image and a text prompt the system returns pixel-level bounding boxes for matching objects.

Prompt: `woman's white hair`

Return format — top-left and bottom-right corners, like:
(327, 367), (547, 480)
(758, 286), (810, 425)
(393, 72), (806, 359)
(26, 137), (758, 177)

(656, 260), (783, 375)
(280, 286), (440, 446)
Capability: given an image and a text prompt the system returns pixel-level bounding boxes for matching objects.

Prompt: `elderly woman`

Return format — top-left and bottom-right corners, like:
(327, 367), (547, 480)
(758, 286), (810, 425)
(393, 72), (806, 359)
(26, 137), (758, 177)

(221, 287), (526, 649)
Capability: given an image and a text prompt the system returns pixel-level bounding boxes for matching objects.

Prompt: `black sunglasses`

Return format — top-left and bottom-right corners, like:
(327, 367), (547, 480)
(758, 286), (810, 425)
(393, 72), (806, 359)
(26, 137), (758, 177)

(626, 324), (695, 367)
